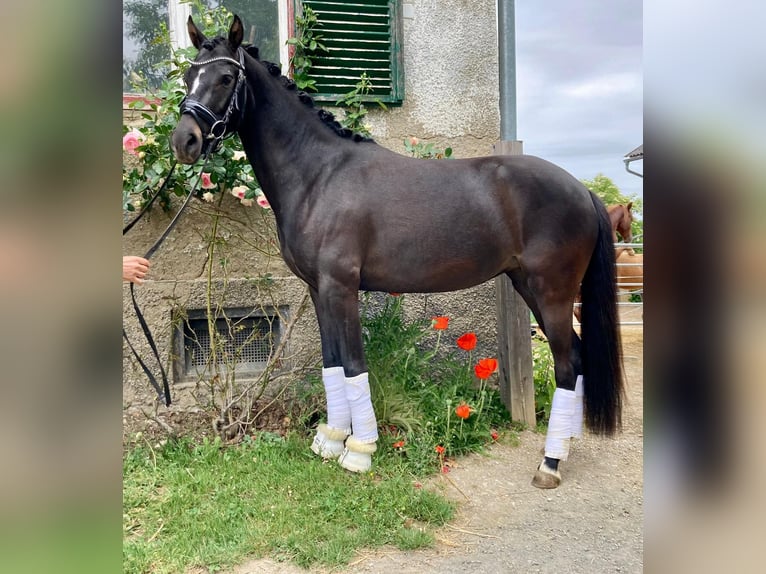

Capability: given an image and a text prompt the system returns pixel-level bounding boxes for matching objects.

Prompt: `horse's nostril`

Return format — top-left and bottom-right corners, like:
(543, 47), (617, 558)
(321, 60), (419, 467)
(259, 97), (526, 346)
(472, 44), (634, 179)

(187, 134), (198, 148)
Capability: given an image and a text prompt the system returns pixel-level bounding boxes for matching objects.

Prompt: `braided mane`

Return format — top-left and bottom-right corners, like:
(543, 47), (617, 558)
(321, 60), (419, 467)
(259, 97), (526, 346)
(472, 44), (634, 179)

(241, 44), (374, 143)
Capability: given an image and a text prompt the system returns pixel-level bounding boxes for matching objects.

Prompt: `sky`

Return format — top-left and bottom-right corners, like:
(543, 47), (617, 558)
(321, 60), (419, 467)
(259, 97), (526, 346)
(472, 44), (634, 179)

(513, 1), (643, 200)
(122, 2), (644, 199)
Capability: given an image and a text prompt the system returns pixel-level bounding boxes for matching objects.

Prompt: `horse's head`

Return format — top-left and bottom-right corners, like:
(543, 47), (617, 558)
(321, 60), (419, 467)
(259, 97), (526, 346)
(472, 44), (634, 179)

(171, 15), (247, 164)
(609, 203), (634, 243)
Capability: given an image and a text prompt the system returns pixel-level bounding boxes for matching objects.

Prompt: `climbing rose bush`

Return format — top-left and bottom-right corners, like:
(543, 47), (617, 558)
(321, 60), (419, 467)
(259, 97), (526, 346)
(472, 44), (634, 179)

(121, 7), (263, 212)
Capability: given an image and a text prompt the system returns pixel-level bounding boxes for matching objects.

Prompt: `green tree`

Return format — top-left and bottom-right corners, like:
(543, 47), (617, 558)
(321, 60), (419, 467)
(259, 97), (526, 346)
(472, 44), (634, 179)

(581, 173), (643, 240)
(123, 0), (170, 91)
(581, 174), (636, 206)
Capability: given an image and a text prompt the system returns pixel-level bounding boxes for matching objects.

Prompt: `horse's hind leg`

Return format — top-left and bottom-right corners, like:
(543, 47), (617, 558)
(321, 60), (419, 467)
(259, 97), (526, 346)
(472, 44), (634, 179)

(508, 270), (582, 489)
(532, 305), (581, 488)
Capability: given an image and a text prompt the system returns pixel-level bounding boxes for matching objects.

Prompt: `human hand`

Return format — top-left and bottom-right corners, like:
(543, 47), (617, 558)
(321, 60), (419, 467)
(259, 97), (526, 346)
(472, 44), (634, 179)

(123, 256), (150, 284)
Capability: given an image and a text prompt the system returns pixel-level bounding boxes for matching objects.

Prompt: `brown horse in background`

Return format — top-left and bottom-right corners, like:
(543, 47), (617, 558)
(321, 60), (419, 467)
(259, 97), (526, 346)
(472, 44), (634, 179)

(608, 203), (634, 244)
(573, 203), (638, 322)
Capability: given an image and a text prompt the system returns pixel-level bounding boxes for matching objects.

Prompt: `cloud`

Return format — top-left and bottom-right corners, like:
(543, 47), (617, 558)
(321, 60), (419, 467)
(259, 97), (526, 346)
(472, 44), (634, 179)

(514, 2), (643, 198)
(562, 72), (642, 99)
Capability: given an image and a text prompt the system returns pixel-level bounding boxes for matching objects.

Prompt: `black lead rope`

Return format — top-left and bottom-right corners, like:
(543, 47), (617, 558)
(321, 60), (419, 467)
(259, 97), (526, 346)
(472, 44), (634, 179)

(125, 47), (247, 405)
(123, 151), (213, 406)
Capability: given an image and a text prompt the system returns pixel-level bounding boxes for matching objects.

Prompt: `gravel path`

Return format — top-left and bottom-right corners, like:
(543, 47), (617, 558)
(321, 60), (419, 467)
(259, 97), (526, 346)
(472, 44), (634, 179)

(212, 327), (643, 574)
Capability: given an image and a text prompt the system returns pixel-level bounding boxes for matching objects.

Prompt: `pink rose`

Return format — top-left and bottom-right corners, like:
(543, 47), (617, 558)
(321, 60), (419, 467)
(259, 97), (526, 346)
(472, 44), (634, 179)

(122, 129), (144, 155)
(230, 186), (247, 199)
(256, 195), (271, 209)
(409, 136), (419, 146)
(202, 192), (215, 202)
(200, 172), (217, 190)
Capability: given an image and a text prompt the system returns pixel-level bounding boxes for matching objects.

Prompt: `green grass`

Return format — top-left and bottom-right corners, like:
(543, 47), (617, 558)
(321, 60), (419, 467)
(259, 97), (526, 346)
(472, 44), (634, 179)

(123, 433), (453, 573)
(123, 293), (549, 573)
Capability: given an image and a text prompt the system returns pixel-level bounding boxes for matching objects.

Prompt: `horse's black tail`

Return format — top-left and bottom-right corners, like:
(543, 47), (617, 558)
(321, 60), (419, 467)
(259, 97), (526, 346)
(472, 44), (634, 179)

(580, 193), (625, 436)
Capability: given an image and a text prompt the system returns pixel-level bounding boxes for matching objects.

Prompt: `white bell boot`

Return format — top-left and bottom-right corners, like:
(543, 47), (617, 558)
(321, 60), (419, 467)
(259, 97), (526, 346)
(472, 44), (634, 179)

(311, 423), (350, 459)
(339, 372), (379, 472)
(310, 366), (351, 459)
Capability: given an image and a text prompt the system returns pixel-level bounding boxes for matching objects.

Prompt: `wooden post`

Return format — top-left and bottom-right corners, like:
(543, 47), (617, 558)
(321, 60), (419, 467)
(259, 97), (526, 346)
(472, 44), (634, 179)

(493, 140), (536, 428)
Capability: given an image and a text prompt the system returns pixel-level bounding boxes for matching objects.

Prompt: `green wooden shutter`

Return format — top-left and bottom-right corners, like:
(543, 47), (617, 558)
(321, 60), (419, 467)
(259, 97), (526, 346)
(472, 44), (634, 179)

(298, 0), (404, 104)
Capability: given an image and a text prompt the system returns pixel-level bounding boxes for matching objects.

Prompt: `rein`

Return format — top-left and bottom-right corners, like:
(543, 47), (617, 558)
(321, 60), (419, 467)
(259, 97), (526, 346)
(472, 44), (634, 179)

(124, 51), (247, 405)
(122, 151), (212, 406)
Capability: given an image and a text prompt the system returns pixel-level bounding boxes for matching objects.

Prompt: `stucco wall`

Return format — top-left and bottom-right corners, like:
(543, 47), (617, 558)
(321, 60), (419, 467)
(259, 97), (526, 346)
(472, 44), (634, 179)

(370, 0), (500, 158)
(123, 0), (502, 420)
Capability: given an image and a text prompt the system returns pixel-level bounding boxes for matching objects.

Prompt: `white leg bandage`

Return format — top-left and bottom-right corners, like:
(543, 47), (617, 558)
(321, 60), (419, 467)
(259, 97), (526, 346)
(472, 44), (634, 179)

(545, 387), (577, 461)
(344, 372), (378, 443)
(571, 375), (584, 439)
(322, 366), (351, 434)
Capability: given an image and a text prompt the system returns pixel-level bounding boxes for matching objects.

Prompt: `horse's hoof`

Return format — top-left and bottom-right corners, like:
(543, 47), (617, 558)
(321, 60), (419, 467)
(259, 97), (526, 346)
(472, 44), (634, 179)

(310, 424), (348, 459)
(532, 460), (561, 489)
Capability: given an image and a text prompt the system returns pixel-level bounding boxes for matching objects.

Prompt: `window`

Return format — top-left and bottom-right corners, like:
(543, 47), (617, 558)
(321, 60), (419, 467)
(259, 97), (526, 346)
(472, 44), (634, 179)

(123, 0), (285, 93)
(297, 0), (404, 104)
(174, 307), (284, 381)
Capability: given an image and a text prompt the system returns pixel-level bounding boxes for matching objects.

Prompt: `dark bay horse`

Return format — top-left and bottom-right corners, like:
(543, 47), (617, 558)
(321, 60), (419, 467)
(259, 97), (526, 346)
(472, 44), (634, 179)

(171, 16), (623, 488)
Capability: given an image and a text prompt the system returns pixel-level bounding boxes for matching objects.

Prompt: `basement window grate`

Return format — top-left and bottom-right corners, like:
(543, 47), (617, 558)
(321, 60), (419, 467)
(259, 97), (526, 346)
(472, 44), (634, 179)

(177, 308), (281, 378)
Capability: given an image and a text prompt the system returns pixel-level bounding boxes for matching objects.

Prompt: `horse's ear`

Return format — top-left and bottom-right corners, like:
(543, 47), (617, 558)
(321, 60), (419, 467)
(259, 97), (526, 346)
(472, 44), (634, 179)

(228, 15), (244, 52)
(626, 202), (633, 211)
(187, 16), (207, 50)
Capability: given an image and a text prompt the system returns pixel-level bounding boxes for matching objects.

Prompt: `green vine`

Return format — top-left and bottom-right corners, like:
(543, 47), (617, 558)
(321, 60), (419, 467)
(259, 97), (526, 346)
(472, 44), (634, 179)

(335, 73), (387, 137)
(287, 6), (326, 91)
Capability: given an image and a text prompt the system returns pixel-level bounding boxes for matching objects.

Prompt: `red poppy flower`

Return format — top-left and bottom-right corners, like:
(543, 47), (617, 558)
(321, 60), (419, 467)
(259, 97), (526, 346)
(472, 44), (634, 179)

(435, 445), (445, 455)
(392, 440), (405, 449)
(456, 332), (477, 351)
(491, 430), (499, 441)
(474, 358), (499, 379)
(432, 316), (449, 330)
(455, 403), (471, 419)
(441, 465), (451, 474)
(388, 292), (402, 297)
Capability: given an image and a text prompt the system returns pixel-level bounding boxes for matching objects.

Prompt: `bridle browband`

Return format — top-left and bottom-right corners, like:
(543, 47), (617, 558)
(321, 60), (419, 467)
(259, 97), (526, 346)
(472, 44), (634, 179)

(179, 48), (248, 154)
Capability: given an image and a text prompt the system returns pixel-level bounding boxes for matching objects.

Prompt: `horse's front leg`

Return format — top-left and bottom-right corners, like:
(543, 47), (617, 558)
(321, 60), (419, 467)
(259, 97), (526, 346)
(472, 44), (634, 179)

(310, 279), (378, 472)
(309, 286), (352, 460)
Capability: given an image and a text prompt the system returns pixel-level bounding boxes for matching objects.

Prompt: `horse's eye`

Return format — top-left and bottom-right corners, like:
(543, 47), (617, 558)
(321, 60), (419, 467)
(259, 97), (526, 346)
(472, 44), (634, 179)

(222, 75), (234, 87)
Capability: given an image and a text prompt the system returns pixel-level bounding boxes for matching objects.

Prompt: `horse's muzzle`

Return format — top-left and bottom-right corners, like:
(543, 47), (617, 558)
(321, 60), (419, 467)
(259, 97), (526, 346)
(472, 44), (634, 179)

(171, 115), (204, 164)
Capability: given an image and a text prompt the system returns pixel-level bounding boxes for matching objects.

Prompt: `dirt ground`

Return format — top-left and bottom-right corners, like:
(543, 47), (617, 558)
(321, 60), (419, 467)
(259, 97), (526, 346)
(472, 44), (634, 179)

(211, 326), (644, 574)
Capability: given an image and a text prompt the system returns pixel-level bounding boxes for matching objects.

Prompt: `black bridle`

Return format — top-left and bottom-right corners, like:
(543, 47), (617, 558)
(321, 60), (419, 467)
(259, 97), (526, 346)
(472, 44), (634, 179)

(123, 48), (249, 406)
(179, 48), (248, 156)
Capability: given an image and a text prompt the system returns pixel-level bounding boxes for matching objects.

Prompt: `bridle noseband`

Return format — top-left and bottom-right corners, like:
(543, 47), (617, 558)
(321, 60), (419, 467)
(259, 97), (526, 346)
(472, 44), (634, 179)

(179, 48), (248, 154)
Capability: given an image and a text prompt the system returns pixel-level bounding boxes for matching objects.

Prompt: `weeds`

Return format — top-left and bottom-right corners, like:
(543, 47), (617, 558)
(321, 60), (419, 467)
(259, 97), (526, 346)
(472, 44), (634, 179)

(123, 434), (452, 573)
(360, 294), (512, 475)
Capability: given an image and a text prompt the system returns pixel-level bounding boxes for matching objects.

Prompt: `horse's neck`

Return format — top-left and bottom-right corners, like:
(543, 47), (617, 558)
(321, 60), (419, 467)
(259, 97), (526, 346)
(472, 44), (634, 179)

(238, 61), (356, 217)
(609, 207), (622, 228)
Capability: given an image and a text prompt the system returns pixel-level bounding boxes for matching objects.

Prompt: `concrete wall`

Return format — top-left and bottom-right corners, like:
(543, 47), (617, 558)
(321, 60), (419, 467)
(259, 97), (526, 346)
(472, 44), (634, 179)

(123, 0), (502, 422)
